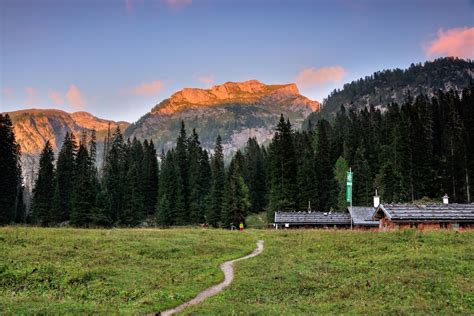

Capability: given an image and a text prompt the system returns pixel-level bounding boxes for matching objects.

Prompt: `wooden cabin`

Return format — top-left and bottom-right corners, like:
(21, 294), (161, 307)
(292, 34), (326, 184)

(373, 202), (474, 231)
(274, 211), (352, 229)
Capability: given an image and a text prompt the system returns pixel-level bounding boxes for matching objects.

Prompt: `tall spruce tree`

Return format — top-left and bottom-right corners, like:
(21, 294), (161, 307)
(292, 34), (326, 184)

(352, 147), (372, 206)
(295, 131), (317, 210)
(188, 129), (205, 223)
(70, 137), (96, 227)
(314, 119), (338, 211)
(243, 137), (267, 213)
(175, 121), (189, 225)
(31, 141), (55, 226)
(103, 127), (125, 224)
(0, 114), (23, 224)
(334, 156), (349, 210)
(222, 150), (250, 227)
(207, 135), (225, 227)
(142, 140), (159, 216)
(52, 132), (76, 223)
(267, 115), (298, 220)
(156, 150), (178, 226)
(121, 138), (145, 226)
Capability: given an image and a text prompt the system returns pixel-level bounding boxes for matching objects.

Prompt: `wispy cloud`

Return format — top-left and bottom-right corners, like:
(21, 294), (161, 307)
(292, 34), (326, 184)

(197, 75), (214, 87)
(131, 80), (165, 96)
(125, 0), (134, 13)
(66, 85), (86, 111)
(425, 27), (474, 59)
(295, 66), (347, 88)
(162, 0), (192, 9)
(49, 90), (64, 106)
(25, 87), (39, 106)
(125, 0), (191, 13)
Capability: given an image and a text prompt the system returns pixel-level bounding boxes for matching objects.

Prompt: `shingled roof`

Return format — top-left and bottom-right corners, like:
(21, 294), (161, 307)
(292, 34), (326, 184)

(349, 206), (379, 226)
(374, 204), (474, 222)
(274, 211), (351, 225)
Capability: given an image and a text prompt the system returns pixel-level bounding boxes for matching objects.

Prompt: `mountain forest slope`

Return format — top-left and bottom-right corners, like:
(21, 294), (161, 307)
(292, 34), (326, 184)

(305, 57), (474, 125)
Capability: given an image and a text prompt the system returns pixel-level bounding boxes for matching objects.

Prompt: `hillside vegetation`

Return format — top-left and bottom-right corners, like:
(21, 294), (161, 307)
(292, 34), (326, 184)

(305, 57), (474, 124)
(1, 228), (472, 314)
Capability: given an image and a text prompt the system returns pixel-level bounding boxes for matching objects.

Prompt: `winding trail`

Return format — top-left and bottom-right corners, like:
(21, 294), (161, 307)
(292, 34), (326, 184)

(158, 240), (264, 316)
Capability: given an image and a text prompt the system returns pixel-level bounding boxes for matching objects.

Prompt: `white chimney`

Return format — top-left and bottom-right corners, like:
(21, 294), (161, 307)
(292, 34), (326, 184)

(373, 190), (380, 208)
(443, 194), (449, 205)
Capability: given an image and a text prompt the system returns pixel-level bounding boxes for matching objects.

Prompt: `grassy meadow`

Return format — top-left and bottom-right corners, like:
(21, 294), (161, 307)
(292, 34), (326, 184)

(1, 227), (473, 315)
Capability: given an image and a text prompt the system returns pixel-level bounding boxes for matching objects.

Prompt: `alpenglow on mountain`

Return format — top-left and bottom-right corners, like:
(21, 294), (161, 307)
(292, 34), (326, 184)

(125, 80), (320, 155)
(5, 109), (129, 190)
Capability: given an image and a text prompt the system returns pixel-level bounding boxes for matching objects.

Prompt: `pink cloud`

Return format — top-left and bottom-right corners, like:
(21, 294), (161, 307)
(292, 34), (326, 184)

(125, 0), (133, 13)
(131, 80), (164, 96)
(425, 27), (474, 59)
(162, 0), (192, 9)
(198, 75), (214, 87)
(66, 85), (86, 111)
(25, 87), (38, 106)
(125, 0), (190, 13)
(49, 90), (64, 106)
(295, 66), (347, 88)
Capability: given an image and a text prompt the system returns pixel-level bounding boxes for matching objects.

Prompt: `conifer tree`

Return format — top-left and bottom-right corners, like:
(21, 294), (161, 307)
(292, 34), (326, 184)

(175, 121), (189, 225)
(243, 137), (267, 213)
(352, 147), (372, 206)
(31, 141), (55, 226)
(207, 135), (225, 227)
(334, 156), (349, 210)
(267, 115), (298, 220)
(314, 119), (338, 211)
(188, 129), (204, 223)
(222, 150), (250, 227)
(157, 150), (177, 226)
(70, 138), (95, 227)
(117, 138), (144, 225)
(295, 131), (317, 210)
(52, 132), (76, 223)
(0, 114), (23, 224)
(103, 127), (126, 223)
(142, 140), (159, 216)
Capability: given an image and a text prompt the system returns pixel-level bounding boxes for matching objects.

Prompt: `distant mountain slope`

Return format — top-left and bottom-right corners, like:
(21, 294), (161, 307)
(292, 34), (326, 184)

(305, 57), (474, 124)
(125, 80), (320, 156)
(4, 109), (129, 192)
(7, 109), (129, 154)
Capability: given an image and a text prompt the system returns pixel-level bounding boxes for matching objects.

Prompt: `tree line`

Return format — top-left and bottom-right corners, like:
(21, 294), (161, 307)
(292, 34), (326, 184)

(0, 85), (472, 227)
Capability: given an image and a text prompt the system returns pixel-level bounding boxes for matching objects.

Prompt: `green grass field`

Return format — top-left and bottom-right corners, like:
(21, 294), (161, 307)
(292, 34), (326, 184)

(1, 228), (473, 315)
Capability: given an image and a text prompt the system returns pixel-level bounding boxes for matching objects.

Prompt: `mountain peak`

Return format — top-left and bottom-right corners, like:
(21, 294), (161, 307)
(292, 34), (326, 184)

(152, 80), (314, 115)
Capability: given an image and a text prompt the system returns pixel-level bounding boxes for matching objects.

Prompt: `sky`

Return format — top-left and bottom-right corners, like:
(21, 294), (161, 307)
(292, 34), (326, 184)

(1, 0), (473, 122)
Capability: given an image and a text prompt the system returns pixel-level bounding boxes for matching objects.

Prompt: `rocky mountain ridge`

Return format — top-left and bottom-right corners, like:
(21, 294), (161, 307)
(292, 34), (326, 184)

(126, 80), (320, 156)
(152, 80), (318, 115)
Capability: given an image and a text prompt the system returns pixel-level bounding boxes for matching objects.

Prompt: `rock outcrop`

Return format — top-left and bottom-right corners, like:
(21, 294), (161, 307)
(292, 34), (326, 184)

(152, 80), (319, 115)
(126, 80), (319, 157)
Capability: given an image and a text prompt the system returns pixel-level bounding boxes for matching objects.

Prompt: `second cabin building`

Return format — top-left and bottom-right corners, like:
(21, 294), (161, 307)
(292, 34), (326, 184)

(274, 194), (474, 231)
(373, 196), (474, 231)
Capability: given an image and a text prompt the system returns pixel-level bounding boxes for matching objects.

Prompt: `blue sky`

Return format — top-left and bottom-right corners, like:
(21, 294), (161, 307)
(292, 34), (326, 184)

(1, 0), (473, 122)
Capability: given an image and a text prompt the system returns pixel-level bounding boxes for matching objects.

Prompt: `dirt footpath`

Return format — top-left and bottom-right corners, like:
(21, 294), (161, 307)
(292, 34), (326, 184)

(158, 240), (264, 316)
